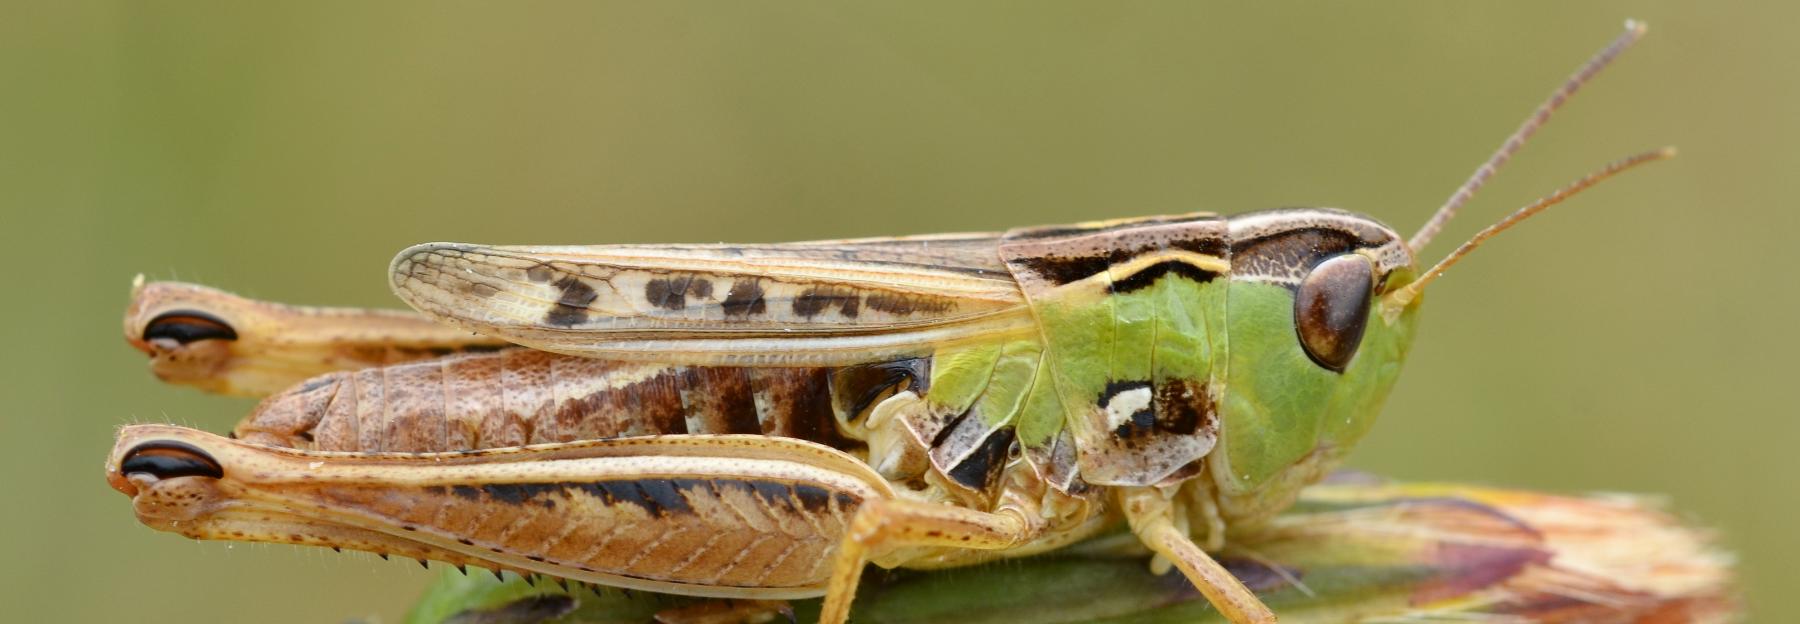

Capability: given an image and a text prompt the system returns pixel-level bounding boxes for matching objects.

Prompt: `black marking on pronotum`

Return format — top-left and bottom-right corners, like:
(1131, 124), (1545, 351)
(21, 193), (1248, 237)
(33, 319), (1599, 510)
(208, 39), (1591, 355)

(545, 276), (598, 327)
(119, 440), (224, 480)
(1108, 260), (1222, 294)
(1167, 236), (1230, 258)
(722, 280), (766, 317)
(945, 426), (1016, 490)
(1011, 254), (1118, 286)
(792, 287), (860, 319)
(644, 275), (712, 311)
(143, 310), (238, 344)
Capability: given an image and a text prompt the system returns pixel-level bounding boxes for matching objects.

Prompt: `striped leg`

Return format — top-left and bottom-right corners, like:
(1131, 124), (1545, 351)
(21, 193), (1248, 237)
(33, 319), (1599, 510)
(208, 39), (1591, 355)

(1122, 487), (1277, 624)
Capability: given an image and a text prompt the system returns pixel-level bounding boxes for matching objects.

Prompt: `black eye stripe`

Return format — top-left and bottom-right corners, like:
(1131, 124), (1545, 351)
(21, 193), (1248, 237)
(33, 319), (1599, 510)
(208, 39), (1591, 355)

(120, 440), (224, 480)
(144, 310), (238, 344)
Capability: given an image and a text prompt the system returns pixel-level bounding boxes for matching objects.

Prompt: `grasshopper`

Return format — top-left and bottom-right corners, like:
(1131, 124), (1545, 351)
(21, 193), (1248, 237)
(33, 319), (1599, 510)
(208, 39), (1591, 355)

(108, 22), (1670, 623)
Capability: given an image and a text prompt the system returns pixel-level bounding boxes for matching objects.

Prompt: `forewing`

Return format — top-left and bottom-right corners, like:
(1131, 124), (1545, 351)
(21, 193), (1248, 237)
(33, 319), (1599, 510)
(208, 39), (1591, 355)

(390, 234), (1033, 365)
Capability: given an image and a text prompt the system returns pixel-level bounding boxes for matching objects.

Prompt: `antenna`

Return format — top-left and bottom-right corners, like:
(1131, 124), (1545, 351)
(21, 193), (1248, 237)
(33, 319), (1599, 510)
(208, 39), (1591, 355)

(1386, 146), (1674, 310)
(1408, 20), (1648, 254)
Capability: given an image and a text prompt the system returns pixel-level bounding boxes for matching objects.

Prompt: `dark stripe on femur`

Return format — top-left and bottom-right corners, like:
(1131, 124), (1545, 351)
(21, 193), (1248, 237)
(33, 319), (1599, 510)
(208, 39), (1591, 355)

(443, 478), (856, 517)
(945, 425), (1016, 490)
(1108, 260), (1222, 294)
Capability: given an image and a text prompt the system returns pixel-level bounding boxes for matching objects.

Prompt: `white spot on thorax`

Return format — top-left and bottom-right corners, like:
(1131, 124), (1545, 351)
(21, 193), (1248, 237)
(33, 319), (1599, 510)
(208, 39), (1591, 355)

(1103, 387), (1152, 431)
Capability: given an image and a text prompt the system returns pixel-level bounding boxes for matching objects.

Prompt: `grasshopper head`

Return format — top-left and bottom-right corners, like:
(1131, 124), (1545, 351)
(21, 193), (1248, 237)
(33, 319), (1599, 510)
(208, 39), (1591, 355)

(1210, 150), (1672, 525)
(1203, 20), (1672, 524)
(1209, 210), (1422, 521)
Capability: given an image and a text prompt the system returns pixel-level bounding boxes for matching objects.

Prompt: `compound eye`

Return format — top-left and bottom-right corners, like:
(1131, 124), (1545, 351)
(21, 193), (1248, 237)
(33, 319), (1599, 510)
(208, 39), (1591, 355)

(120, 441), (224, 480)
(1294, 254), (1374, 372)
(143, 310), (237, 344)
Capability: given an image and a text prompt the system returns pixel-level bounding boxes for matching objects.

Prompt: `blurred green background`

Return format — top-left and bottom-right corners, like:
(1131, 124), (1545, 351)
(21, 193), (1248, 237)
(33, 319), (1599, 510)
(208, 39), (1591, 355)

(3, 2), (1790, 621)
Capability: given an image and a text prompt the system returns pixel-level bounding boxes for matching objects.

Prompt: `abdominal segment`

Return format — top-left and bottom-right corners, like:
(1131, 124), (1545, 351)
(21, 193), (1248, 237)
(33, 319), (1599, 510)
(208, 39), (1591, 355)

(238, 349), (924, 454)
